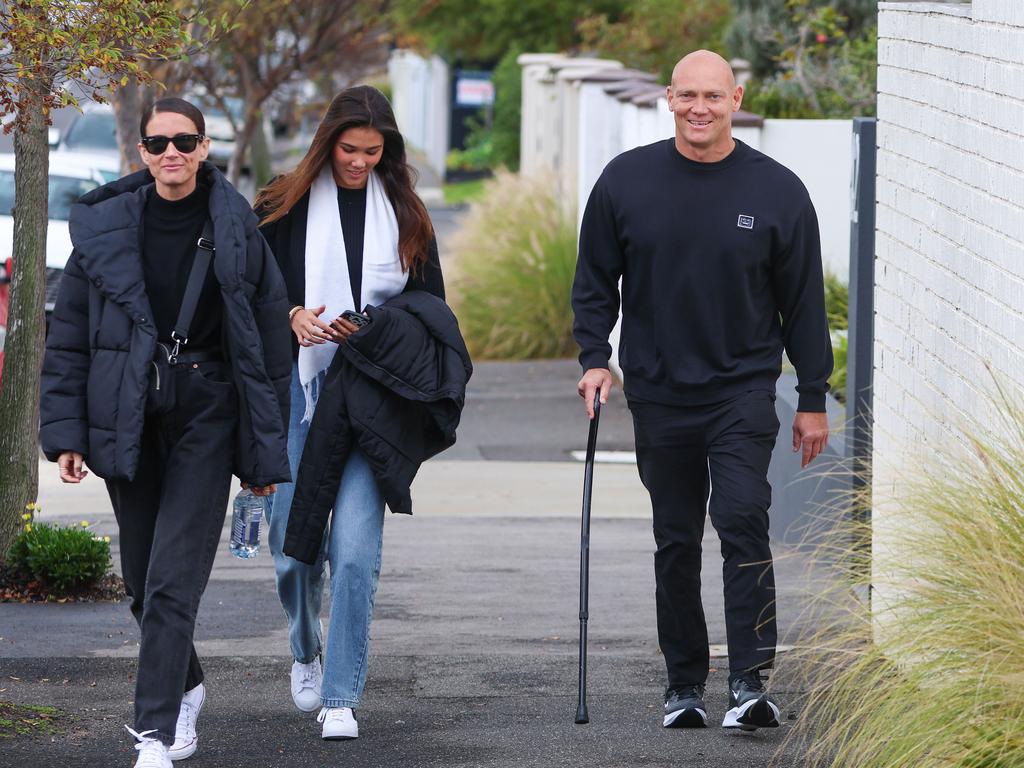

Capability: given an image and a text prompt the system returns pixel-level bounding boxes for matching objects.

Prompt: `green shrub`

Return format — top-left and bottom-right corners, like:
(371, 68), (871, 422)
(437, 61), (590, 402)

(784, 386), (1024, 767)
(449, 170), (578, 359)
(824, 271), (849, 332)
(446, 134), (494, 174)
(823, 272), (848, 401)
(829, 331), (847, 402)
(450, 48), (525, 174)
(8, 512), (111, 595)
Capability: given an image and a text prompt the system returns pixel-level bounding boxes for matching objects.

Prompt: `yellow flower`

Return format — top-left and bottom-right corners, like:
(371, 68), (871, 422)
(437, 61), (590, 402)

(103, 536), (111, 543)
(25, 502), (37, 510)
(21, 513), (31, 521)
(24, 523), (32, 533)
(80, 520), (89, 528)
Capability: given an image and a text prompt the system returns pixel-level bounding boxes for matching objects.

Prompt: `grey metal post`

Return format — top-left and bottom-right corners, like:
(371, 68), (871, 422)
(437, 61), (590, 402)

(847, 118), (876, 508)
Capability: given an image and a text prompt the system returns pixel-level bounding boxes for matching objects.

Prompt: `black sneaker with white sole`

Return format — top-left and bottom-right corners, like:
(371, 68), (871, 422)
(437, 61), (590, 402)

(722, 672), (780, 731)
(663, 684), (708, 728)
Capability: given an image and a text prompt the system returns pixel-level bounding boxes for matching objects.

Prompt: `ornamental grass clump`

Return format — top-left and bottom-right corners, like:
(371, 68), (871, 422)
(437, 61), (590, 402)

(449, 169), (578, 359)
(8, 506), (112, 595)
(783, 387), (1024, 768)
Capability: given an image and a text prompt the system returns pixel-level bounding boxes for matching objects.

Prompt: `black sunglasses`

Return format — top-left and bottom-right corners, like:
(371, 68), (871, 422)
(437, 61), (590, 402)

(140, 133), (204, 155)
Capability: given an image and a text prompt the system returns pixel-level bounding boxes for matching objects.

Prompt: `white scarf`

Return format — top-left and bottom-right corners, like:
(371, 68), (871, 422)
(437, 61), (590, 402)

(298, 165), (408, 422)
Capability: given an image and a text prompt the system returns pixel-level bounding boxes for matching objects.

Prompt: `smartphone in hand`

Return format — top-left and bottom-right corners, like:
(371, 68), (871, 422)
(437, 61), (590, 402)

(340, 310), (370, 328)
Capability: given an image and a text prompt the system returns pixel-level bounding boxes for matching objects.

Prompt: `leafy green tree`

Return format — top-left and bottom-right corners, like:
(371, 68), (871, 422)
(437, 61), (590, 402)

(455, 46), (523, 172)
(727, 0), (876, 79)
(577, 0), (732, 84)
(488, 48), (525, 171)
(0, 0), (202, 563)
(391, 0), (628, 174)
(188, 0), (388, 185)
(389, 0), (626, 64)
(741, 2), (877, 119)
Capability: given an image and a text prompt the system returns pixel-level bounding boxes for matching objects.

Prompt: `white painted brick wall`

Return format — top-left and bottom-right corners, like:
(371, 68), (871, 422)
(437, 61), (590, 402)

(874, 1), (1024, 594)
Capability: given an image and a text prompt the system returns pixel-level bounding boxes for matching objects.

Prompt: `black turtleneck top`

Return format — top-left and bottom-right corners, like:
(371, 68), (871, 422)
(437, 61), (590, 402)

(338, 185), (367, 306)
(142, 182), (222, 349)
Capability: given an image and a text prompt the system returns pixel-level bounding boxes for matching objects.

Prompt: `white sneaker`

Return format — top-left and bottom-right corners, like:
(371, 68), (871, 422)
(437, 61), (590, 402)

(317, 707), (359, 740)
(126, 726), (172, 768)
(168, 682), (205, 760)
(291, 657), (323, 712)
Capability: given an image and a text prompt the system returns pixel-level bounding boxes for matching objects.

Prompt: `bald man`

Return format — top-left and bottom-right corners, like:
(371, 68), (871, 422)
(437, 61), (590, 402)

(572, 50), (832, 730)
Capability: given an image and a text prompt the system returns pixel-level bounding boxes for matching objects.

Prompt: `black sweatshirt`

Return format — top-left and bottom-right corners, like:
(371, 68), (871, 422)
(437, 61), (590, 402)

(572, 139), (833, 412)
(142, 182), (222, 348)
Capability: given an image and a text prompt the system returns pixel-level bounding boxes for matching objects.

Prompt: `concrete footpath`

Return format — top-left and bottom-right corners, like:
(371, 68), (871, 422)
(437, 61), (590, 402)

(0, 360), (822, 767)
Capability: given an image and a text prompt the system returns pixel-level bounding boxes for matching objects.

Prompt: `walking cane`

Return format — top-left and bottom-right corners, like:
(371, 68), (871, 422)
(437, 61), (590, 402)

(575, 395), (601, 725)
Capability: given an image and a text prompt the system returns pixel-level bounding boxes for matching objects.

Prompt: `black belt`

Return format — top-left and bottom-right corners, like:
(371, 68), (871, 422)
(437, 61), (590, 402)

(156, 342), (223, 366)
(172, 350), (224, 365)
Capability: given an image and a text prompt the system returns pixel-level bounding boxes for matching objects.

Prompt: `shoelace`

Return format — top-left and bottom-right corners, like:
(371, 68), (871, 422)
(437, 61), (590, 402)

(298, 661), (320, 688)
(125, 725), (159, 746)
(674, 686), (703, 702)
(125, 725), (166, 766)
(316, 707), (348, 724)
(175, 698), (197, 735)
(734, 673), (764, 693)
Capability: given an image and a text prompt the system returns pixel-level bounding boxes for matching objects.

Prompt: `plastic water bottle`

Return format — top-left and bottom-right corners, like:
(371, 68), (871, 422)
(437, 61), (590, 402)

(229, 488), (263, 559)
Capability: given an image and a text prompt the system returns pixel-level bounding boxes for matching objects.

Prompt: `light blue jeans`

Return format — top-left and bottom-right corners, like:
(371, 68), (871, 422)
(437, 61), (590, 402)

(266, 364), (385, 708)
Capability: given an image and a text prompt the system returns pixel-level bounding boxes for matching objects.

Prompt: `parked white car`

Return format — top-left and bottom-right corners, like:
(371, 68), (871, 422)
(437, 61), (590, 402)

(0, 151), (119, 312)
(53, 102), (120, 159)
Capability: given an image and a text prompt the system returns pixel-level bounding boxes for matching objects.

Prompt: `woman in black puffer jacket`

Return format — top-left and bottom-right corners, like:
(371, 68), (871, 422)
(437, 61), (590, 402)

(39, 97), (291, 768)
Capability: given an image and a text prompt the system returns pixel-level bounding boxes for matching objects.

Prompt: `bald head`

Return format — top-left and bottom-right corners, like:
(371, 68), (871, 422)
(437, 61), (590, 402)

(665, 49), (743, 162)
(671, 50), (736, 92)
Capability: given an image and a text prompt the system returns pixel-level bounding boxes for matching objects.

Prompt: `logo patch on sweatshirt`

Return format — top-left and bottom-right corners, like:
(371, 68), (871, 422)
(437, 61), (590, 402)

(737, 214), (755, 230)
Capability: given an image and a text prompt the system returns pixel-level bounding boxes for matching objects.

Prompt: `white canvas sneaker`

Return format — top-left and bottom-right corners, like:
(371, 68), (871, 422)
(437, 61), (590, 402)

(168, 682), (205, 760)
(317, 707), (359, 740)
(291, 657), (323, 712)
(126, 726), (172, 768)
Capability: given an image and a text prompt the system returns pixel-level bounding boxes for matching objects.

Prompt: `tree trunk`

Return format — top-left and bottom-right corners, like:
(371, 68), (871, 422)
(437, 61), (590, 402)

(228, 110), (257, 188)
(249, 111), (273, 191)
(110, 79), (146, 176)
(0, 85), (50, 562)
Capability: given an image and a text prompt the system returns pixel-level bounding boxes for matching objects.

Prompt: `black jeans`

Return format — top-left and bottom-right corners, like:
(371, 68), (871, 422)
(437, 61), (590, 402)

(630, 390), (780, 688)
(106, 361), (237, 745)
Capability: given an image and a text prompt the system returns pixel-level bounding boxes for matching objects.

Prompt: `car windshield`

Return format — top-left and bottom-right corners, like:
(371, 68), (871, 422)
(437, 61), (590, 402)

(63, 112), (117, 151)
(0, 171), (100, 220)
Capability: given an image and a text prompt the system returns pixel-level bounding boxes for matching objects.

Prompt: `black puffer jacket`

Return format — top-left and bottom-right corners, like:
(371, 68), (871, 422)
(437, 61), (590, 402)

(283, 290), (472, 564)
(40, 163), (292, 486)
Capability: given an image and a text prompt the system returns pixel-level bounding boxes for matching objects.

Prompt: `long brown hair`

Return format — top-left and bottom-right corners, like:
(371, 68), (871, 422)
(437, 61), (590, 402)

(256, 85), (433, 272)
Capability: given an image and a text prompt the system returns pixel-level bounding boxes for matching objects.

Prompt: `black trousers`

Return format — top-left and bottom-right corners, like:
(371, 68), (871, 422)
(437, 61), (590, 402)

(630, 389), (780, 688)
(105, 362), (237, 745)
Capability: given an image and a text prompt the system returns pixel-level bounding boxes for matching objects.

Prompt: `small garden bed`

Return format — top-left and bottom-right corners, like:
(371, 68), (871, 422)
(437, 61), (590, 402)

(1, 505), (124, 603)
(0, 565), (124, 603)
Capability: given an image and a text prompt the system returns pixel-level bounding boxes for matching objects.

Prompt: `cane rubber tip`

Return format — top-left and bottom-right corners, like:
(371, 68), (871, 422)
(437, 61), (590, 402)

(575, 707), (589, 724)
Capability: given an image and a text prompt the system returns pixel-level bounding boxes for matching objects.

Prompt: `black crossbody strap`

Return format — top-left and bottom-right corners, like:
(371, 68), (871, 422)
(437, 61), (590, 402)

(168, 217), (215, 363)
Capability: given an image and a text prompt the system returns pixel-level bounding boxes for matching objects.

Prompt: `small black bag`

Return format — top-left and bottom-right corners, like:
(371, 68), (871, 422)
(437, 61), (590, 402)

(146, 219), (215, 414)
(146, 343), (177, 415)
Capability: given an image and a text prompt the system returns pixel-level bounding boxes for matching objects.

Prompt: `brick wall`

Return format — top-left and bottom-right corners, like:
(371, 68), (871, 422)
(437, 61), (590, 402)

(874, 1), (1024, 585)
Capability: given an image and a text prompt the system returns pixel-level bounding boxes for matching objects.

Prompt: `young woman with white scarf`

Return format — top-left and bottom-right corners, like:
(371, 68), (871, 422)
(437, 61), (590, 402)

(255, 86), (443, 740)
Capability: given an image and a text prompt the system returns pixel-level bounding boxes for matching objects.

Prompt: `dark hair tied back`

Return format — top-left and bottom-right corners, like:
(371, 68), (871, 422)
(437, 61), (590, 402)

(140, 97), (206, 138)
